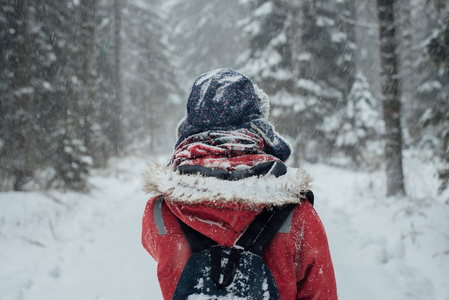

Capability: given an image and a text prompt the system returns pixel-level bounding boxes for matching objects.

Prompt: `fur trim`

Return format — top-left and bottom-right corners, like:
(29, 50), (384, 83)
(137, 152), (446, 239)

(176, 116), (186, 139)
(142, 161), (312, 206)
(253, 84), (270, 119)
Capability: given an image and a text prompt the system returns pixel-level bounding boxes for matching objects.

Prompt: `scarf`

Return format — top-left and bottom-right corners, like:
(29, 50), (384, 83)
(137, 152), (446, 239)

(170, 129), (268, 170)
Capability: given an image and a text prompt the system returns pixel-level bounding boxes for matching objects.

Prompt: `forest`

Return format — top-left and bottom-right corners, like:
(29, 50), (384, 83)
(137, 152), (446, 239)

(1, 1), (449, 299)
(1, 0), (449, 199)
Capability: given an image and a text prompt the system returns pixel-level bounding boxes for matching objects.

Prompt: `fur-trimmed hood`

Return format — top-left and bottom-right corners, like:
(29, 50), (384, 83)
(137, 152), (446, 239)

(142, 160), (312, 206)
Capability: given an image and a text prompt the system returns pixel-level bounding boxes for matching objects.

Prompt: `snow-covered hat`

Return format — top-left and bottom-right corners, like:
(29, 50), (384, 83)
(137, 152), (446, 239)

(175, 68), (292, 161)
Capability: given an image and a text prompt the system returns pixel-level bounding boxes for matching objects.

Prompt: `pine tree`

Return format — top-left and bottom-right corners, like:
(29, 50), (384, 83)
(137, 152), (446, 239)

(10, 0), (36, 191)
(1, 0), (182, 191)
(122, 0), (181, 152)
(94, 0), (123, 158)
(0, 2), (17, 189)
(239, 0), (296, 94)
(333, 72), (384, 168)
(424, 6), (449, 194)
(164, 0), (248, 85)
(406, 0), (448, 161)
(32, 0), (91, 191)
(240, 0), (357, 165)
(50, 113), (92, 192)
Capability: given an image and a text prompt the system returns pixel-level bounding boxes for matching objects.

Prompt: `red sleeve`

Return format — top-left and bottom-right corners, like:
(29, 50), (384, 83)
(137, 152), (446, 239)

(141, 196), (192, 300)
(294, 201), (338, 300)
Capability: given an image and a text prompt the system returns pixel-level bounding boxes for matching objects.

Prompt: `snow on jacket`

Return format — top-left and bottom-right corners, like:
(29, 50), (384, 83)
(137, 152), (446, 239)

(141, 154), (337, 299)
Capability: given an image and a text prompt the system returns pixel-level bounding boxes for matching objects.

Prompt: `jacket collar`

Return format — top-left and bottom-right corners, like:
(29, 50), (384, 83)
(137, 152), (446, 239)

(142, 160), (311, 207)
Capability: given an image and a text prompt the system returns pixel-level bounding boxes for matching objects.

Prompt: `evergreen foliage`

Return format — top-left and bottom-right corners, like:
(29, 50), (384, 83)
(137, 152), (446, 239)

(31, 0), (91, 191)
(0, 2), (16, 181)
(1, 0), (449, 196)
(7, 0), (36, 191)
(239, 0), (358, 165)
(122, 0), (181, 151)
(163, 0), (248, 86)
(0, 0), (180, 191)
(332, 72), (383, 168)
(424, 8), (449, 192)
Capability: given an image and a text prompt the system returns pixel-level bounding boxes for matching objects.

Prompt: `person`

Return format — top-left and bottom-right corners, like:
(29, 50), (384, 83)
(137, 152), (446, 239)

(142, 68), (338, 299)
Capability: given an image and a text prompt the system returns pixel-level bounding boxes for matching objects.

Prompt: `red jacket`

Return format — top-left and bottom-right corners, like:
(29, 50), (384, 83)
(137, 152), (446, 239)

(141, 157), (338, 299)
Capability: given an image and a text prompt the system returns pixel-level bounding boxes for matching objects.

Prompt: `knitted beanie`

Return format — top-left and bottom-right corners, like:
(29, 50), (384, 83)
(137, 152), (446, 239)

(175, 68), (292, 162)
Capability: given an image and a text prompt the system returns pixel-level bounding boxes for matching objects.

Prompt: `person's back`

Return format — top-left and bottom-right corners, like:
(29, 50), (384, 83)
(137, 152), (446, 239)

(142, 68), (338, 299)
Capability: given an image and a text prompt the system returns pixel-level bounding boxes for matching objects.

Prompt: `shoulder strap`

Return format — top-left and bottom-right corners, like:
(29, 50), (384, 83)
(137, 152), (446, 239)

(212, 203), (298, 288)
(175, 203), (298, 289)
(237, 203), (297, 256)
(177, 203), (297, 253)
(177, 218), (218, 253)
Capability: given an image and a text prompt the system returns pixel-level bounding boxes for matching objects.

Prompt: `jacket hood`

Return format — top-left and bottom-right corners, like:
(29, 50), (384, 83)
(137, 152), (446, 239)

(143, 160), (312, 245)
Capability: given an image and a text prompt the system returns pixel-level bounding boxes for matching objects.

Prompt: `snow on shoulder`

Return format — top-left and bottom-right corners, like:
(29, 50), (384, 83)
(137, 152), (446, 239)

(142, 160), (312, 206)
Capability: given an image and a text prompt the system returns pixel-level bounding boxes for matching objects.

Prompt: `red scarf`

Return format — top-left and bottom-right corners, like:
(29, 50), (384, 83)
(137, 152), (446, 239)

(171, 129), (277, 171)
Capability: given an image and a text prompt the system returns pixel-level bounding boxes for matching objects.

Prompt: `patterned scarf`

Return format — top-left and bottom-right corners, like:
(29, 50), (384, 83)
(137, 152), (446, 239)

(171, 129), (267, 170)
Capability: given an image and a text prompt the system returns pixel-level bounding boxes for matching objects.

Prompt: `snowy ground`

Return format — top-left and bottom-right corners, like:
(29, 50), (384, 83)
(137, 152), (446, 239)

(1, 152), (448, 300)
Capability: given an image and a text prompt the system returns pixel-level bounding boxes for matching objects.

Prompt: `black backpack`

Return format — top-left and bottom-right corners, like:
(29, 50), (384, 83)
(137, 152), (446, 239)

(172, 203), (297, 300)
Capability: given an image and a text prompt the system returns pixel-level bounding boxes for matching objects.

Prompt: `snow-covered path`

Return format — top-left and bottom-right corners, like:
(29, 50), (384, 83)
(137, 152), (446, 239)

(310, 161), (449, 300)
(0, 156), (163, 300)
(1, 154), (448, 299)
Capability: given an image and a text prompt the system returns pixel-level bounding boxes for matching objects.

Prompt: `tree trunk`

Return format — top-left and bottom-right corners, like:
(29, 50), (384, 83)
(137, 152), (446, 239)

(398, 0), (418, 145)
(12, 0), (35, 191)
(114, 0), (124, 155)
(376, 0), (406, 196)
(286, 0), (304, 167)
(82, 0), (102, 167)
(343, 0), (357, 96)
(287, 0), (303, 83)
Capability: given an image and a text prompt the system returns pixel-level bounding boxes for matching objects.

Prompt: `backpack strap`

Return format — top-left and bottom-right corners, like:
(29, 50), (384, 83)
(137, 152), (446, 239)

(211, 203), (298, 289)
(245, 203), (297, 256)
(175, 197), (302, 253)
(300, 190), (314, 206)
(177, 218), (218, 253)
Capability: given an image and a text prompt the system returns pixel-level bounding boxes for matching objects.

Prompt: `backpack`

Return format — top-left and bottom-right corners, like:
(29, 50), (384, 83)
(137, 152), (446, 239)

(172, 203), (297, 300)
